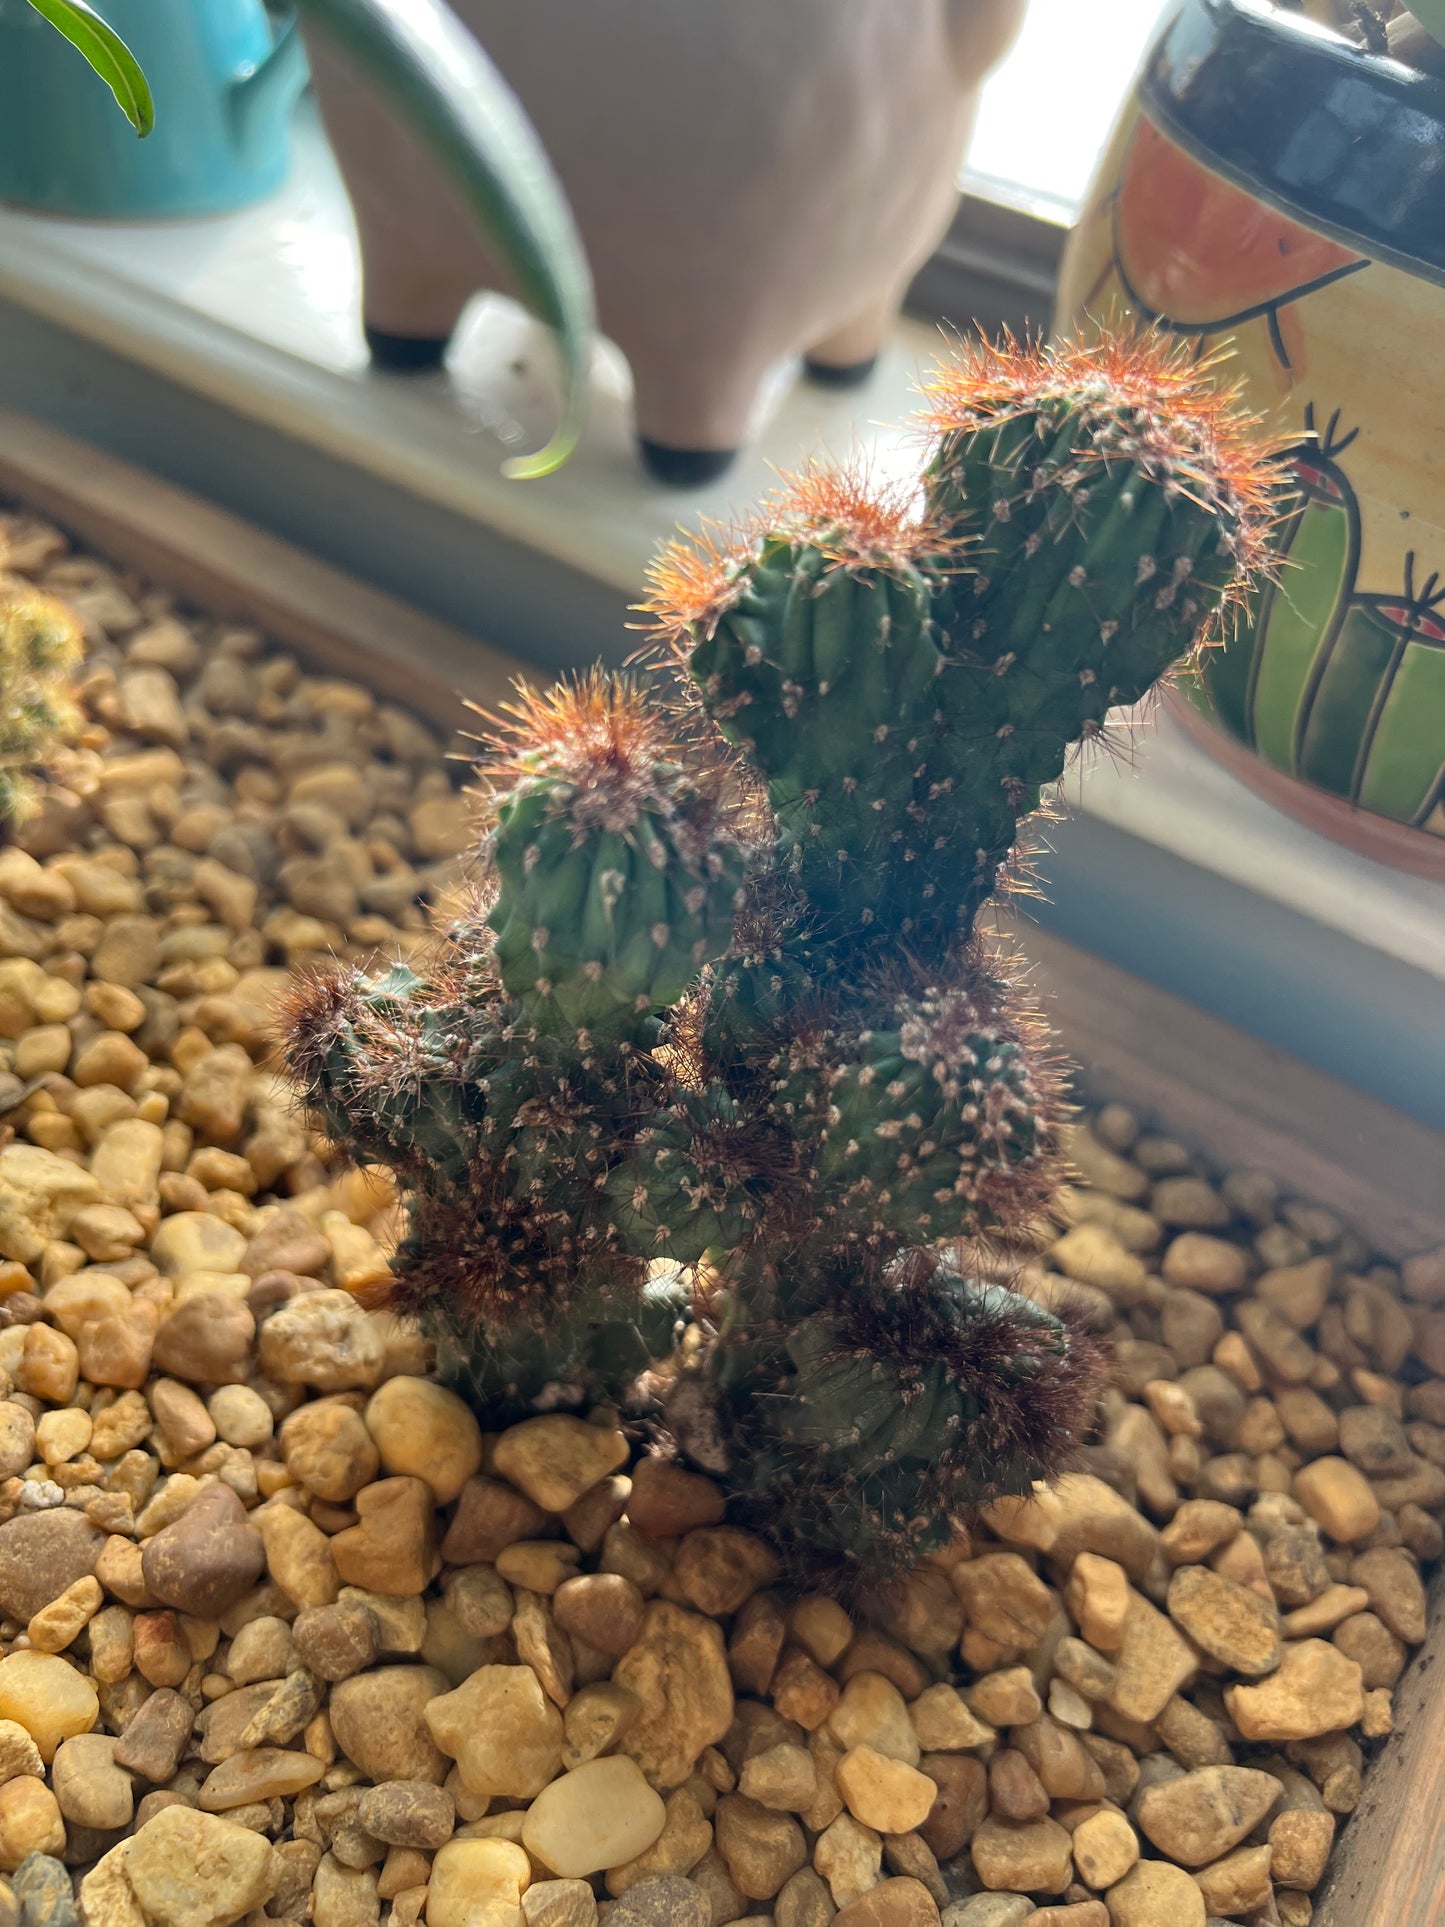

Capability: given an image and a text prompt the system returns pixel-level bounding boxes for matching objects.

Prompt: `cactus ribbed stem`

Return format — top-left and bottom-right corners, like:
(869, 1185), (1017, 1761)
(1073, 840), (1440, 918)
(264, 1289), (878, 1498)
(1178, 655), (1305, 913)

(283, 327), (1283, 1589)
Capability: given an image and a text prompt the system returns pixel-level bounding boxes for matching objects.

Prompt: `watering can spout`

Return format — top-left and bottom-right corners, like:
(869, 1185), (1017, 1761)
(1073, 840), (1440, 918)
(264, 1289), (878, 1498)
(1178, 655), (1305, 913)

(230, 10), (309, 168)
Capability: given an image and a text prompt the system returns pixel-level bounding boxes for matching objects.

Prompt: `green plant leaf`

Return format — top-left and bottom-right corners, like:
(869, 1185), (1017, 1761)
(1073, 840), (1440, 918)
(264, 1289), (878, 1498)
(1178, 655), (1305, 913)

(1407, 0), (1445, 49)
(25, 0), (154, 136)
(297, 0), (594, 478)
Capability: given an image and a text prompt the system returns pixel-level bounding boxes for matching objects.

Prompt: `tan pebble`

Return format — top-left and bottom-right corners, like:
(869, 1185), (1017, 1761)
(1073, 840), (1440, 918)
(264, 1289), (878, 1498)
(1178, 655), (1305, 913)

(770, 1649), (839, 1731)
(828, 1673), (919, 1767)
(90, 1119), (165, 1208)
(1135, 1765), (1279, 1866)
(562, 1681), (640, 1770)
(1209, 1530), (1272, 1597)
(907, 1683), (992, 1752)
(0, 1648), (98, 1760)
(1159, 1500), (1240, 1565)
(614, 1601), (734, 1791)
(257, 1289), (386, 1392)
(1161, 1233), (1247, 1295)
(1269, 1806), (1335, 1890)
(52, 1729), (134, 1830)
(150, 1377), (216, 1457)
(951, 1553), (1053, 1656)
(425, 1663), (563, 1800)
(34, 1406), (91, 1467)
(428, 1837), (530, 1927)
(197, 1744), (325, 1809)
(969, 1815), (1073, 1895)
(0, 1775), (63, 1871)
(257, 1503), (340, 1609)
(364, 1374), (481, 1504)
(1011, 1717), (1104, 1802)
(833, 1878), (940, 1927)
(964, 1667), (1041, 1729)
(207, 1384), (272, 1450)
(1351, 1545), (1429, 1642)
(121, 1803), (277, 1922)
(27, 1573), (102, 1654)
(603, 1783), (712, 1894)
(987, 1749), (1047, 1823)
(1105, 1858), (1206, 1926)
(279, 1400), (379, 1502)
(1070, 1808), (1139, 1889)
(1225, 1640), (1364, 1741)
(493, 1416), (630, 1514)
(1109, 1592), (1197, 1723)
(739, 1742), (816, 1814)
(554, 1571), (645, 1659)
(522, 1754), (666, 1877)
(149, 1291), (254, 1386)
(786, 1595), (852, 1670)
(672, 1526), (779, 1617)
(835, 1745), (936, 1834)
(496, 1540), (582, 1594)
(1294, 1458), (1381, 1543)
(814, 1811), (882, 1907)
(16, 1324), (78, 1403)
(982, 1475), (1157, 1582)
(329, 1664), (450, 1785)
(1064, 1554), (1130, 1653)
(626, 1457), (727, 1540)
(1165, 1567), (1280, 1677)
(1192, 1842), (1272, 1916)
(1281, 1583), (1370, 1638)
(441, 1474), (549, 1565)
(1050, 1225), (1149, 1305)
(329, 1475), (438, 1596)
(322, 1212), (392, 1296)
(1060, 1124), (1149, 1202)
(0, 1146), (100, 1266)
(0, 1719), (43, 1785)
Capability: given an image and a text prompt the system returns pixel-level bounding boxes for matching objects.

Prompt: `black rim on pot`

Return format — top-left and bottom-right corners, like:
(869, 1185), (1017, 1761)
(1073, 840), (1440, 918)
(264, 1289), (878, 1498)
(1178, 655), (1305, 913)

(1141, 0), (1445, 283)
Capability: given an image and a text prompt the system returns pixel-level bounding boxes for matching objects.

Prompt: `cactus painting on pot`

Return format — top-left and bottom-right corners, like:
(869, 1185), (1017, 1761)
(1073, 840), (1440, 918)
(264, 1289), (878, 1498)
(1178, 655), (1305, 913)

(1058, 0), (1445, 871)
(282, 326), (1282, 1592)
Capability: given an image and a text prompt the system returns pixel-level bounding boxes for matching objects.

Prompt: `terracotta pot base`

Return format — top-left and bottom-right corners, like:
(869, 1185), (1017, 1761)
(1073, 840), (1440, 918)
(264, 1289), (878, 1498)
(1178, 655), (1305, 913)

(1167, 691), (1445, 884)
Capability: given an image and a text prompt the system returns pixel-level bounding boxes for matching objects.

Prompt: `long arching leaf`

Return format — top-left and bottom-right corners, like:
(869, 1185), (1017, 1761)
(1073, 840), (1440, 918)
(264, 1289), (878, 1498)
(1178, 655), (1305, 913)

(297, 0), (594, 479)
(24, 0), (153, 136)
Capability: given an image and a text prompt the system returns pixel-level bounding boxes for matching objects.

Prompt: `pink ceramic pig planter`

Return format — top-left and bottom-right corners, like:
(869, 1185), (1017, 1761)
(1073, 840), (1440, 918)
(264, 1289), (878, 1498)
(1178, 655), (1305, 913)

(305, 0), (1026, 483)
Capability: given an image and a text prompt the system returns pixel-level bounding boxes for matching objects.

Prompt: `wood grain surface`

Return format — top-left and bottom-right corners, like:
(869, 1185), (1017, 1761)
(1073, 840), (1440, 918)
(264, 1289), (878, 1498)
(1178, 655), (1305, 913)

(4, 402), (1444, 1925)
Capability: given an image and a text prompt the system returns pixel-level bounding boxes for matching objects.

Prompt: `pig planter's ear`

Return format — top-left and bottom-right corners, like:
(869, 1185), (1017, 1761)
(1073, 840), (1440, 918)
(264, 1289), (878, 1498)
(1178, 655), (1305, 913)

(296, 0), (594, 477)
(944, 0), (1029, 88)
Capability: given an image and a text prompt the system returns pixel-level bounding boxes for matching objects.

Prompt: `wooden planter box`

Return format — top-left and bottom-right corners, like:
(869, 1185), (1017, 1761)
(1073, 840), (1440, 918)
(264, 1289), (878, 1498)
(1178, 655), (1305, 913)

(2, 405), (1442, 1926)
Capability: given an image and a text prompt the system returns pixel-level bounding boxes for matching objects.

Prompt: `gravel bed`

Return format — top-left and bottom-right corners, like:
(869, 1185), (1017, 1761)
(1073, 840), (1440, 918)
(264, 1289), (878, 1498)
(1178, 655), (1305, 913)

(0, 510), (1439, 1927)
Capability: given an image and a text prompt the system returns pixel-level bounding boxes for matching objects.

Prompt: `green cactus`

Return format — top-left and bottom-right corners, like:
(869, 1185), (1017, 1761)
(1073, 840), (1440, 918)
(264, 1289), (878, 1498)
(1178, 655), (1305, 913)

(482, 672), (746, 1042)
(0, 585), (83, 827)
(700, 1250), (1106, 1575)
(282, 326), (1282, 1589)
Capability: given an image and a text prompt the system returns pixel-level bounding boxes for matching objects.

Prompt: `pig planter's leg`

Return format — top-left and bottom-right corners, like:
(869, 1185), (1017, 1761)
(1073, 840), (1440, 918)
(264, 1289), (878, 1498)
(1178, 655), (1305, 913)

(803, 296), (899, 390)
(630, 352), (771, 489)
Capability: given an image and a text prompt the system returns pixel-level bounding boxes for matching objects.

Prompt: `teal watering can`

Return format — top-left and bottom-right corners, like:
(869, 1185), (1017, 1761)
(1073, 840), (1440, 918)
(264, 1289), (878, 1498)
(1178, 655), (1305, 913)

(0, 0), (308, 217)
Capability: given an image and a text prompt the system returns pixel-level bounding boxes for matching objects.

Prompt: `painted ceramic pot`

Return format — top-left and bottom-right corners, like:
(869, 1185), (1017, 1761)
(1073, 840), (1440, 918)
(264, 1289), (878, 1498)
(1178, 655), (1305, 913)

(1056, 0), (1445, 878)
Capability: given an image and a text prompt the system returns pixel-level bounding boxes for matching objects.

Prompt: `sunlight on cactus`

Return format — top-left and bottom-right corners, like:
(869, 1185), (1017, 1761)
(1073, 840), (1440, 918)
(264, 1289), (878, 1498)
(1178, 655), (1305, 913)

(282, 326), (1286, 1591)
(0, 584), (83, 827)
